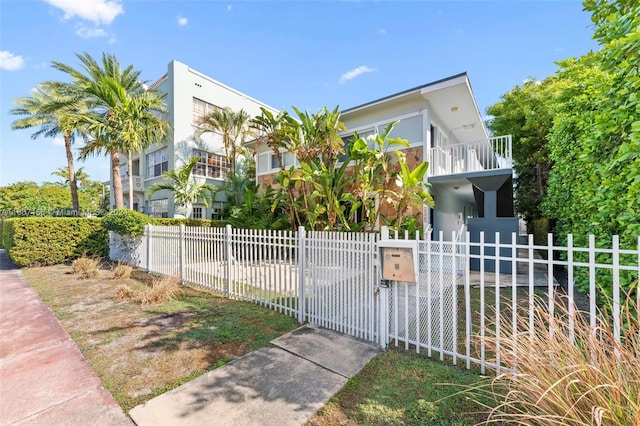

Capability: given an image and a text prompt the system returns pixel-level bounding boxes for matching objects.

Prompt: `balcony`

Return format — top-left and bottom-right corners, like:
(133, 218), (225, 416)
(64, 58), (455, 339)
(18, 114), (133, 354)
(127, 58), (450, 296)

(121, 175), (145, 193)
(427, 135), (513, 178)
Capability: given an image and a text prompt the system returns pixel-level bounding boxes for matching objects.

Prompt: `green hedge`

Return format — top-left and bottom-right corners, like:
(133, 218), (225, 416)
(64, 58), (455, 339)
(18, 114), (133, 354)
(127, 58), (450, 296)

(1, 217), (108, 267)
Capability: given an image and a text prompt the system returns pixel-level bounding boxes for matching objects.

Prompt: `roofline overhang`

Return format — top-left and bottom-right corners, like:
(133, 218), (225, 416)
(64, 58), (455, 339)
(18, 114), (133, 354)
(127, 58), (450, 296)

(340, 72), (468, 115)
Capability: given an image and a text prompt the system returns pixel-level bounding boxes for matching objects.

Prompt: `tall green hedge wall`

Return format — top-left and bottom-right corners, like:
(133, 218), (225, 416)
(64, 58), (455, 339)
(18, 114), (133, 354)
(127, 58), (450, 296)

(0, 218), (108, 267)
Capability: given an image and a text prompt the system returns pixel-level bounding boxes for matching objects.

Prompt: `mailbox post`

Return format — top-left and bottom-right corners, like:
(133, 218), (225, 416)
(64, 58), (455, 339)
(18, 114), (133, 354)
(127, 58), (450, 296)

(377, 238), (419, 348)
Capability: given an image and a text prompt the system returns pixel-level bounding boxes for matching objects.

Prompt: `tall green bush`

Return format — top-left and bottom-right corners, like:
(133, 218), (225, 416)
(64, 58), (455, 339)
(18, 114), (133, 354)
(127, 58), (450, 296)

(4, 217), (108, 267)
(101, 208), (154, 237)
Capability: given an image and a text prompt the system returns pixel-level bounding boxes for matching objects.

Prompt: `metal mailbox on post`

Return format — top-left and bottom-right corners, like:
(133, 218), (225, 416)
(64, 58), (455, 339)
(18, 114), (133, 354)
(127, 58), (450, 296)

(378, 239), (419, 284)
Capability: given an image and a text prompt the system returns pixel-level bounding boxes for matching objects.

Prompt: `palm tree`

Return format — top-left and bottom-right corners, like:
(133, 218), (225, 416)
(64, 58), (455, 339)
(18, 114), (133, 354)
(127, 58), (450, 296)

(52, 166), (90, 188)
(147, 157), (213, 218)
(11, 82), (89, 212)
(196, 108), (251, 174)
(83, 87), (169, 209)
(52, 52), (168, 210)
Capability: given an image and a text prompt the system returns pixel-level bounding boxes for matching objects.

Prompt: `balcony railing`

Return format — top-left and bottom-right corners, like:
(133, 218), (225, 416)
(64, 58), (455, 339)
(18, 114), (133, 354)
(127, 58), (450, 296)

(427, 135), (512, 177)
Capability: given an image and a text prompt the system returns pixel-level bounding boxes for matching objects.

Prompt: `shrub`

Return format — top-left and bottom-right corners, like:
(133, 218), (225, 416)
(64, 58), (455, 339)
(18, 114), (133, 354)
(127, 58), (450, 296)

(2, 217), (108, 267)
(71, 256), (101, 279)
(102, 209), (154, 237)
(112, 263), (132, 280)
(530, 217), (550, 246)
(470, 292), (640, 425)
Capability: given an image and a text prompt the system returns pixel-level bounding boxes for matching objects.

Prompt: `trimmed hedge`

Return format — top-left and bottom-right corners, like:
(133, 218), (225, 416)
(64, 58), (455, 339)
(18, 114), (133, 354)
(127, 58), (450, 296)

(1, 217), (108, 267)
(102, 209), (154, 237)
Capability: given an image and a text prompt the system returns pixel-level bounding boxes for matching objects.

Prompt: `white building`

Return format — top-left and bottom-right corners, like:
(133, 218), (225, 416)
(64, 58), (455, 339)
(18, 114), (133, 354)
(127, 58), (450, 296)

(115, 60), (278, 218)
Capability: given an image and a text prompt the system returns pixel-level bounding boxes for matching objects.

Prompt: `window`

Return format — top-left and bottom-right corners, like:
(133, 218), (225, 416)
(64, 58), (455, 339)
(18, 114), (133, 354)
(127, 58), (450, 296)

(146, 148), (168, 178)
(192, 98), (219, 124)
(192, 206), (203, 219)
(148, 199), (168, 218)
(270, 151), (295, 169)
(381, 116), (423, 143)
(192, 149), (230, 179)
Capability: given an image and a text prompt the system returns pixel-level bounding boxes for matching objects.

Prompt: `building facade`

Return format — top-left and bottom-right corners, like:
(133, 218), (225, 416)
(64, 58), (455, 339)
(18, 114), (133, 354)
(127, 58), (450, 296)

(114, 60), (278, 219)
(253, 72), (517, 247)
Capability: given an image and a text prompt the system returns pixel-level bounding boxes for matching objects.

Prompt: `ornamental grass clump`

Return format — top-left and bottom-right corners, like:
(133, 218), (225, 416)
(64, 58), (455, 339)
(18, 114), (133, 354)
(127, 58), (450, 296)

(473, 291), (639, 426)
(139, 275), (181, 306)
(111, 263), (132, 280)
(71, 256), (101, 279)
(114, 275), (181, 306)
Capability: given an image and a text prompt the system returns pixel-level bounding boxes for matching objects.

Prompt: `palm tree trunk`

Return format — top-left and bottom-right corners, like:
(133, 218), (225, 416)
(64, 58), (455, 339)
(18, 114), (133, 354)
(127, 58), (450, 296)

(128, 151), (134, 210)
(64, 134), (80, 212)
(111, 150), (124, 209)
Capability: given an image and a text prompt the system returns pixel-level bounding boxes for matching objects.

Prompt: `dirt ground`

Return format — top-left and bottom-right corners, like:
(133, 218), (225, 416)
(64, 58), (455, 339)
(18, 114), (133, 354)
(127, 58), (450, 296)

(22, 263), (299, 412)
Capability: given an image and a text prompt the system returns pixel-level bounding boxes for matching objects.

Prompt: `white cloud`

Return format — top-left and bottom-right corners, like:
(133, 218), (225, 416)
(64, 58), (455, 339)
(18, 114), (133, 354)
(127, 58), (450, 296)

(378, 28), (387, 35)
(227, 4), (232, 12)
(0, 51), (25, 71)
(52, 137), (65, 147)
(75, 23), (108, 38)
(44, 0), (124, 25)
(177, 16), (188, 26)
(339, 65), (374, 84)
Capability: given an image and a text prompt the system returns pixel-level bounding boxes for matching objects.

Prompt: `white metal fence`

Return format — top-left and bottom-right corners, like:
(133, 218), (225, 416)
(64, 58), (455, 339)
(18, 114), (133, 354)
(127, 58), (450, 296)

(110, 225), (639, 374)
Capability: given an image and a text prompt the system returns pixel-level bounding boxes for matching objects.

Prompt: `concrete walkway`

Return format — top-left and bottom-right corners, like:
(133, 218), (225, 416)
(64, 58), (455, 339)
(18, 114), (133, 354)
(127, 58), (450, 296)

(129, 325), (380, 426)
(0, 249), (132, 426)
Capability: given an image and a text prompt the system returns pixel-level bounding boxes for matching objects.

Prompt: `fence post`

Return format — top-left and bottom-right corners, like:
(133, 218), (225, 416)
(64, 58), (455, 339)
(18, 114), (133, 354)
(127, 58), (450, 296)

(146, 224), (152, 273)
(380, 226), (389, 240)
(377, 227), (390, 349)
(179, 224), (185, 282)
(297, 226), (306, 323)
(225, 224), (232, 297)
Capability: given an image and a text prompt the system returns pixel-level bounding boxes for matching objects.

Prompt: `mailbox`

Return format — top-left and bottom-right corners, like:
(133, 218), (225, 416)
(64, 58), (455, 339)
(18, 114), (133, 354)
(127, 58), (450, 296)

(379, 240), (418, 283)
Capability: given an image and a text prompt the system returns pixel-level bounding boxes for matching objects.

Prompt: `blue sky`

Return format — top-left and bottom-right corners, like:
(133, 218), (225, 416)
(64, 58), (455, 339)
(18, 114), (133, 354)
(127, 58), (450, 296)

(0, 0), (598, 186)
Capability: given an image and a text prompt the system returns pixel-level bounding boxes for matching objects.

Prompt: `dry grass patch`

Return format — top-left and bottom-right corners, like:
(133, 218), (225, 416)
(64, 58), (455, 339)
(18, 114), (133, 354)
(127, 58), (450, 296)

(71, 256), (101, 279)
(112, 263), (133, 280)
(140, 275), (181, 306)
(115, 275), (181, 306)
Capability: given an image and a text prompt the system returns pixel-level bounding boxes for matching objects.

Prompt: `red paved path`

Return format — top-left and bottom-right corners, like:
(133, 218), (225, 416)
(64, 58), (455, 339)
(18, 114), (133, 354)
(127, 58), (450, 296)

(0, 249), (132, 426)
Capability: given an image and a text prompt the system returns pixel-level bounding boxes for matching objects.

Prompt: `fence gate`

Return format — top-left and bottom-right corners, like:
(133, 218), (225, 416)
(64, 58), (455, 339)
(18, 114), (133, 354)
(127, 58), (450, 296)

(386, 239), (460, 356)
(302, 231), (379, 343)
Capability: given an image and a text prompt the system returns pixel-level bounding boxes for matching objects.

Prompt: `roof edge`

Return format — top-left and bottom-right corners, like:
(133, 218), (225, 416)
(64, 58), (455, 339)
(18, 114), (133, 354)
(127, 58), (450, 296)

(340, 72), (468, 115)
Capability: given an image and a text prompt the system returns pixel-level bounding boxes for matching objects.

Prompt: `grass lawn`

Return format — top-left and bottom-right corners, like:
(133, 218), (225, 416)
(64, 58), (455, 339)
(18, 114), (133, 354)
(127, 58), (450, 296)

(23, 262), (498, 422)
(307, 348), (490, 425)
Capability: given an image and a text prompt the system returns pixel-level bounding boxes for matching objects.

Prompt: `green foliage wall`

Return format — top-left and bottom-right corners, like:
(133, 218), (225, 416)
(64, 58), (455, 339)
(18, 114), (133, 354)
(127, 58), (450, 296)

(101, 209), (154, 237)
(2, 218), (108, 267)
(541, 0), (640, 294)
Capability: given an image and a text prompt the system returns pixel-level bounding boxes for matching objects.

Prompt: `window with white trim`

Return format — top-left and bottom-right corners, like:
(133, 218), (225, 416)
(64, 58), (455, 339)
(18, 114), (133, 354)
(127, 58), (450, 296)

(192, 149), (230, 179)
(192, 98), (219, 125)
(148, 198), (168, 218)
(146, 148), (168, 178)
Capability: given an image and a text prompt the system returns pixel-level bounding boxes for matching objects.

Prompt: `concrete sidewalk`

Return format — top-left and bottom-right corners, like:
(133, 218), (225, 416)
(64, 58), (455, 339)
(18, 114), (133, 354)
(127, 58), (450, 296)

(129, 325), (380, 426)
(0, 249), (132, 426)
